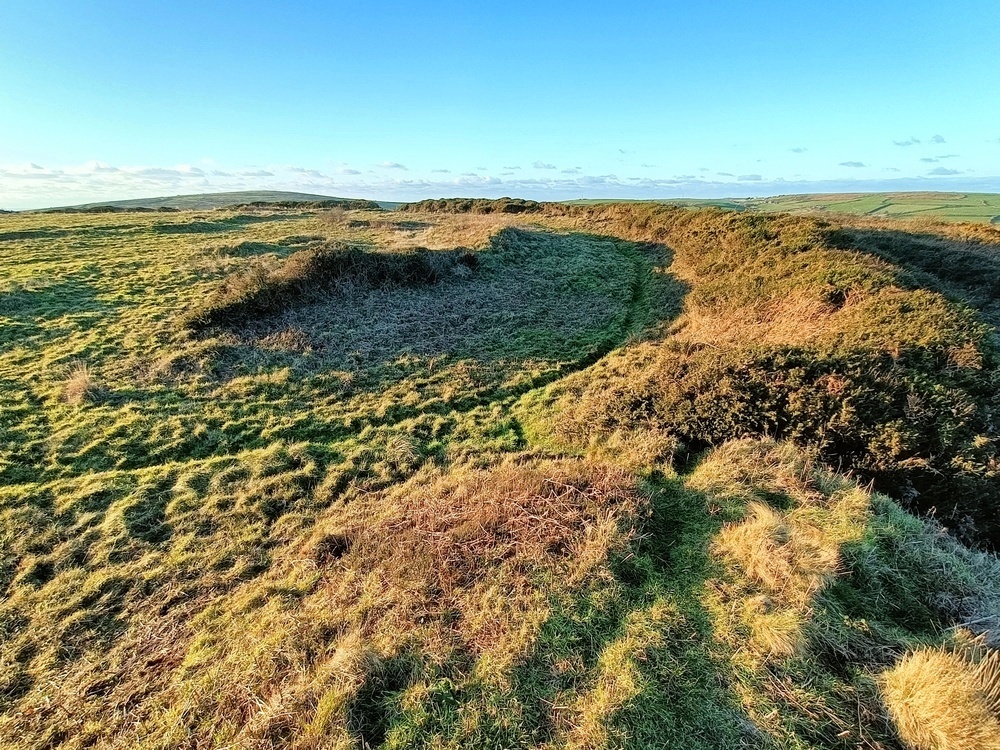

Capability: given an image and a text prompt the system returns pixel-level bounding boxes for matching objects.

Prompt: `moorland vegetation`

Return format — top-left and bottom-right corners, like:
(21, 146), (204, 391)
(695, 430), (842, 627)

(0, 199), (999, 749)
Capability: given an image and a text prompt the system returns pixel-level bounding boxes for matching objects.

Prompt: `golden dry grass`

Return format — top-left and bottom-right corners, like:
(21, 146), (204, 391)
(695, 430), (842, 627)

(60, 360), (105, 405)
(693, 441), (869, 660)
(882, 647), (1000, 750)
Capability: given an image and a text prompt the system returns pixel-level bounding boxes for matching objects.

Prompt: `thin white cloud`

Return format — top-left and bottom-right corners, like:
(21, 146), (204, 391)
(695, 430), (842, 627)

(931, 134), (946, 144)
(532, 161), (557, 170)
(928, 167), (961, 176)
(839, 161), (866, 168)
(894, 138), (921, 147)
(376, 161), (408, 170)
(3, 159), (1000, 211)
(290, 167), (327, 178)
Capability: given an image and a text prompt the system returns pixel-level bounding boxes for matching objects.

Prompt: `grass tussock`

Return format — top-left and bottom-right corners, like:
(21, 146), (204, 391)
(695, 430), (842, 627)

(60, 361), (108, 405)
(881, 646), (1000, 750)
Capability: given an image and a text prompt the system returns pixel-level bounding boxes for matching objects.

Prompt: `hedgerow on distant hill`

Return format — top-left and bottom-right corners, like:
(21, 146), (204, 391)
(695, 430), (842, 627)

(398, 197), (545, 214)
(0, 201), (998, 749)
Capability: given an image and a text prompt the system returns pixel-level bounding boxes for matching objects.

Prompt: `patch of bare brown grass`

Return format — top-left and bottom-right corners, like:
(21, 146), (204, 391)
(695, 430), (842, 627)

(324, 457), (647, 659)
(118, 456), (647, 747)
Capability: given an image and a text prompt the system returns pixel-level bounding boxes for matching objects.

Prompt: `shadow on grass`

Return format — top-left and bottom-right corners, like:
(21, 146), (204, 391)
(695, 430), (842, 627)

(0, 276), (107, 321)
(364, 474), (770, 749)
(152, 213), (302, 234)
(206, 228), (685, 392)
(0, 228), (75, 243)
(830, 225), (1000, 320)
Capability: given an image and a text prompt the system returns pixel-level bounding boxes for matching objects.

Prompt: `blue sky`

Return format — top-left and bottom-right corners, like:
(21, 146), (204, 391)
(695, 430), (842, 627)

(1, 0), (998, 208)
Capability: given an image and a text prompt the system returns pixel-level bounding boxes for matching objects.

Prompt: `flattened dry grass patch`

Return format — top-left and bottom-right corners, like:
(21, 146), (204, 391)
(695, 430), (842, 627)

(322, 457), (647, 660)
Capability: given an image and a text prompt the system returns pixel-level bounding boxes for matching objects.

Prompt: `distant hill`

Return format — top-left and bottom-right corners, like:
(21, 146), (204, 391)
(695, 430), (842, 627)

(37, 190), (394, 212)
(568, 191), (1000, 223)
(13, 191), (999, 223)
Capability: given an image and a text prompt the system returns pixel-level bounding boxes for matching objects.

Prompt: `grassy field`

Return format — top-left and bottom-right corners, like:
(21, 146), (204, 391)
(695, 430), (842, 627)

(746, 192), (1000, 223)
(570, 192), (1000, 224)
(1, 202), (999, 748)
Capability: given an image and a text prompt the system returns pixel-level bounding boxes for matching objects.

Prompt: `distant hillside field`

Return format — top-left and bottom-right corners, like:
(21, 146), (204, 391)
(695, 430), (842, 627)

(40, 190), (393, 212)
(1, 201), (999, 749)
(570, 191), (1000, 223)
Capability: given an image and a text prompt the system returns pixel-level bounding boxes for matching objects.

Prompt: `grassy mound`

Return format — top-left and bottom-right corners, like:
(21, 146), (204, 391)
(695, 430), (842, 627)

(1, 203), (999, 748)
(536, 204), (1000, 547)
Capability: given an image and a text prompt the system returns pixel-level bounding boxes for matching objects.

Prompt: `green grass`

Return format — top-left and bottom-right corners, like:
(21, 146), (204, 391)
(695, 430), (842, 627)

(1, 202), (999, 748)
(567, 192), (1000, 224)
(746, 192), (1000, 223)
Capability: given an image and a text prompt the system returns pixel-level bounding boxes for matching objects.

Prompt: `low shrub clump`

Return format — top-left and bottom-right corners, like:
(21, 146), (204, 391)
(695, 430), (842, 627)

(229, 198), (382, 210)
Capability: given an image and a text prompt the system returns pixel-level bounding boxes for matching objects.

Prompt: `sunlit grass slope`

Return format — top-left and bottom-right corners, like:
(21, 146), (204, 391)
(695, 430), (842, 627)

(1, 202), (998, 748)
